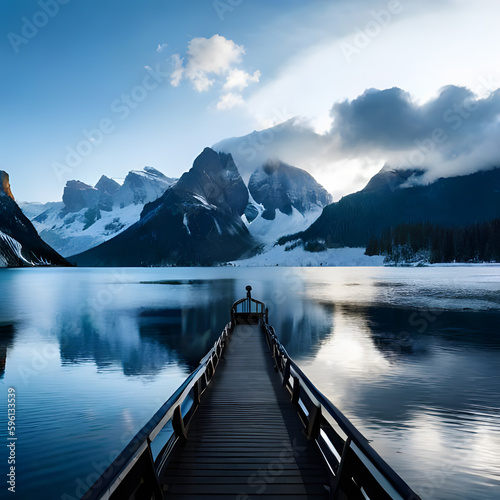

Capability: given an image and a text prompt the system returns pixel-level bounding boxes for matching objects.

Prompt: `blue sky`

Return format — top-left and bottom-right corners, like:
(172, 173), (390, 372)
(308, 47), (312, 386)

(2, 0), (500, 202)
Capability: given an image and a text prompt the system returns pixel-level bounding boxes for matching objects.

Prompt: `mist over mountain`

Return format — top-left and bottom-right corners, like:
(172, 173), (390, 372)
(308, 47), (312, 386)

(213, 118), (329, 183)
(16, 81), (500, 267)
(216, 85), (500, 201)
(329, 86), (500, 183)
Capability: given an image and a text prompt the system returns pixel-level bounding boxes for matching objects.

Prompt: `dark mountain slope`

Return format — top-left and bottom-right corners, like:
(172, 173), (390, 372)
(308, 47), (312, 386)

(248, 160), (332, 220)
(0, 171), (69, 267)
(280, 167), (500, 248)
(71, 148), (256, 266)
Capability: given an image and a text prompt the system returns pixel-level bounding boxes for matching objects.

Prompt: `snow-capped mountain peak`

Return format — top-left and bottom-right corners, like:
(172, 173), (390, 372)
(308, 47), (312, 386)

(22, 166), (177, 257)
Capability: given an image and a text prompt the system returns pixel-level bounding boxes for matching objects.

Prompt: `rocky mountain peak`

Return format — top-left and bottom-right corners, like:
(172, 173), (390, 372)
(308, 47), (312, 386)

(0, 173), (68, 267)
(176, 148), (248, 215)
(362, 165), (426, 193)
(73, 148), (255, 266)
(95, 176), (121, 211)
(143, 166), (167, 178)
(115, 167), (175, 208)
(95, 175), (120, 196)
(62, 180), (100, 213)
(248, 160), (332, 220)
(0, 171), (15, 201)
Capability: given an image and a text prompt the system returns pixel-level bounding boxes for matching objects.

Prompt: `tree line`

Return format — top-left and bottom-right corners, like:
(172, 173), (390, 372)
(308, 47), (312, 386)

(365, 220), (500, 263)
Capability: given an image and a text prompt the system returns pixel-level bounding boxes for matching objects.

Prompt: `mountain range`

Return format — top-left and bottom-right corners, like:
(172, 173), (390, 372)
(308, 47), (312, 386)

(70, 148), (331, 266)
(20, 167), (176, 257)
(5, 123), (500, 267)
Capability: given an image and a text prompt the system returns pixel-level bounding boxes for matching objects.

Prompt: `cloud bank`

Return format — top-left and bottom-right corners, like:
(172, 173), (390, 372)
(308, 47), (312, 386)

(330, 85), (500, 182)
(170, 35), (260, 109)
(216, 85), (500, 199)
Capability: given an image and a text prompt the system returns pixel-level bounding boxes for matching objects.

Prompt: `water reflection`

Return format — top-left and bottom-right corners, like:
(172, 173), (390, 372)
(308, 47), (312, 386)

(0, 324), (14, 378)
(298, 299), (500, 500)
(0, 267), (499, 500)
(51, 281), (335, 375)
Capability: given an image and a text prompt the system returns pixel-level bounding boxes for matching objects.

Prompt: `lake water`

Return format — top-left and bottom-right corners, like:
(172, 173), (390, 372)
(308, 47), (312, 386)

(0, 266), (499, 499)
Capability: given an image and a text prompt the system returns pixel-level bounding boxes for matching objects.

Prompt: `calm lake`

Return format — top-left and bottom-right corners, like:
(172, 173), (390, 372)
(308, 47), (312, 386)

(0, 266), (499, 499)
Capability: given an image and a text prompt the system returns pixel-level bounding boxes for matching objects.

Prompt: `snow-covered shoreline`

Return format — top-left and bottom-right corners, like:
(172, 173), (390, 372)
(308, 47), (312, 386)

(232, 246), (385, 267)
(230, 245), (500, 267)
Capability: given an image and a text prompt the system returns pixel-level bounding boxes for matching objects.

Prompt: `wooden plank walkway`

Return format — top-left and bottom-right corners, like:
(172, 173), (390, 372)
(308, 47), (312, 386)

(161, 324), (330, 499)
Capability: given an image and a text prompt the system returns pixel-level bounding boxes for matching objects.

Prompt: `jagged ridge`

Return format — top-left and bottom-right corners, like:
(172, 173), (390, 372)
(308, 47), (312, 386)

(71, 148), (256, 266)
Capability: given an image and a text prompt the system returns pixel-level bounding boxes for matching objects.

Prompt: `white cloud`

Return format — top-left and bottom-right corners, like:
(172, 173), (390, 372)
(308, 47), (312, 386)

(156, 43), (168, 53)
(246, 1), (500, 134)
(223, 69), (261, 91)
(170, 34), (260, 110)
(170, 54), (184, 88)
(172, 35), (245, 92)
(186, 35), (244, 82)
(217, 92), (245, 110)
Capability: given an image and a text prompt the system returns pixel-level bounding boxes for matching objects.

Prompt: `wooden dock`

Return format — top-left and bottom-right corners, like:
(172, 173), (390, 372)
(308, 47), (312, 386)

(83, 287), (421, 500)
(161, 324), (330, 498)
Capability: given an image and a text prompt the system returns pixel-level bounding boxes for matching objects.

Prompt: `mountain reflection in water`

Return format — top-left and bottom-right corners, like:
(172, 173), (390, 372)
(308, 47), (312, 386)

(0, 266), (498, 500)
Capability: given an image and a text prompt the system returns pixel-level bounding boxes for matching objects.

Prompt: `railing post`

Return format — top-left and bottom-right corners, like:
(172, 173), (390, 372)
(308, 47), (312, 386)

(172, 405), (187, 441)
(306, 405), (322, 440)
(331, 437), (352, 499)
(291, 376), (300, 405)
(193, 379), (200, 406)
(282, 359), (291, 388)
(209, 356), (215, 381)
(272, 344), (279, 372)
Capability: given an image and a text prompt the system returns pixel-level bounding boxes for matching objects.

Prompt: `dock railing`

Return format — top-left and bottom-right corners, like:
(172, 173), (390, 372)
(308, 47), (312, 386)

(231, 284), (268, 326)
(81, 324), (231, 500)
(263, 323), (421, 500)
(82, 287), (420, 500)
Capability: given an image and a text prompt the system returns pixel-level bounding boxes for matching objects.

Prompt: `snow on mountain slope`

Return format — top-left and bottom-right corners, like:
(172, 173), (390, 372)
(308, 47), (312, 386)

(31, 203), (144, 258)
(231, 245), (384, 267)
(0, 230), (30, 267)
(244, 203), (323, 248)
(21, 167), (177, 258)
(114, 167), (174, 207)
(18, 201), (63, 220)
(238, 160), (331, 251)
